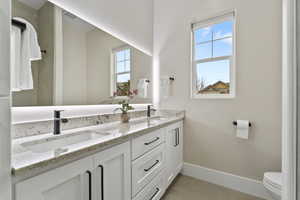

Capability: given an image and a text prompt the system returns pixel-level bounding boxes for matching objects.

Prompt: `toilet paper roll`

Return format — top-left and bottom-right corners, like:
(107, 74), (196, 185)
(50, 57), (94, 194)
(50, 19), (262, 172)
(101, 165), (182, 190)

(236, 120), (249, 139)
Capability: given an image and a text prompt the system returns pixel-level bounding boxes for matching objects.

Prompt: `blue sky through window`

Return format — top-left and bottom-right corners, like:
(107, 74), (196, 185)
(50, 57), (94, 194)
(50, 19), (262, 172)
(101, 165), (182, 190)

(197, 60), (230, 86)
(116, 48), (131, 83)
(194, 20), (233, 89)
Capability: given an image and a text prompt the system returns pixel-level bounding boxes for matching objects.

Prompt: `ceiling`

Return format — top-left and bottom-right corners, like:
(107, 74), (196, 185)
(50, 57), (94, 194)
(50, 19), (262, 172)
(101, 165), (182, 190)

(63, 10), (97, 33)
(18, 0), (47, 10)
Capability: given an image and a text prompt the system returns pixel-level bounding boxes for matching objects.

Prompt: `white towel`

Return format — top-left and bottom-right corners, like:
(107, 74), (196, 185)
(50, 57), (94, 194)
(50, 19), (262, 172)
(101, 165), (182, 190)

(137, 79), (149, 98)
(12, 17), (42, 91)
(160, 77), (171, 99)
(11, 26), (22, 92)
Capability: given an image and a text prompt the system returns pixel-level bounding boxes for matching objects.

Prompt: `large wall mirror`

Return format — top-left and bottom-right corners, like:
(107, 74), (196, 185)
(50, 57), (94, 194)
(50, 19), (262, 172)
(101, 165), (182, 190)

(11, 0), (152, 107)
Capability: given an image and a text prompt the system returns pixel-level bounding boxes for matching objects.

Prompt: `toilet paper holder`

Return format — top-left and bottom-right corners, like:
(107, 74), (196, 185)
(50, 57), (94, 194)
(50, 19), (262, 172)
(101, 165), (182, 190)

(233, 121), (252, 127)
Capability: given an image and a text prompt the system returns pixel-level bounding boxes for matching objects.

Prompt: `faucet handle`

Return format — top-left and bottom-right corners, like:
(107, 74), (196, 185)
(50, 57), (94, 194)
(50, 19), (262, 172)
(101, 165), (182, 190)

(148, 105), (156, 111)
(147, 104), (154, 109)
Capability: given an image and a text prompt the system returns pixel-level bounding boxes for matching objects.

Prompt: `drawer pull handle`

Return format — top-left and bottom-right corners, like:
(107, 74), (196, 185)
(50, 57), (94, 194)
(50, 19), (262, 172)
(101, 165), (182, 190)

(174, 128), (180, 147)
(144, 160), (159, 172)
(98, 165), (104, 200)
(86, 170), (92, 200)
(149, 188), (160, 200)
(144, 137), (160, 145)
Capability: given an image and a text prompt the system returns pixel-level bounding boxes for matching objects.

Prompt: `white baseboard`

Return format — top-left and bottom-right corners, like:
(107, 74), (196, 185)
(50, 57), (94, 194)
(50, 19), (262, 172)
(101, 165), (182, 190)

(181, 163), (272, 200)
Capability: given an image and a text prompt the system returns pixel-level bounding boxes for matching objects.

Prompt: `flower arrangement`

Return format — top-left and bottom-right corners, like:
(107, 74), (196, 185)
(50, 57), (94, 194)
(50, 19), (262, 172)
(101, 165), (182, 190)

(114, 89), (138, 123)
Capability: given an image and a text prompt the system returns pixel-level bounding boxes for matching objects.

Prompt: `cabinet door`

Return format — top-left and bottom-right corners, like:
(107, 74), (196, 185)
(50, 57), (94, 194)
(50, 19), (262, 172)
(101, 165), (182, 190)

(15, 157), (94, 200)
(165, 121), (183, 187)
(93, 142), (131, 200)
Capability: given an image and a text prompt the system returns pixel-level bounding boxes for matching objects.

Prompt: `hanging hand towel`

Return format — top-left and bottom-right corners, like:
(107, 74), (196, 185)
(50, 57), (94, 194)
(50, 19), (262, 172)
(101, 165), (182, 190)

(11, 25), (22, 92)
(137, 79), (149, 98)
(13, 17), (42, 91)
(160, 77), (171, 99)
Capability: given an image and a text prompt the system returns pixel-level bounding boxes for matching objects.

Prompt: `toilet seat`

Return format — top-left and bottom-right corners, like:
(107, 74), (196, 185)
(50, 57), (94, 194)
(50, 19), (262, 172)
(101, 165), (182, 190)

(263, 172), (282, 197)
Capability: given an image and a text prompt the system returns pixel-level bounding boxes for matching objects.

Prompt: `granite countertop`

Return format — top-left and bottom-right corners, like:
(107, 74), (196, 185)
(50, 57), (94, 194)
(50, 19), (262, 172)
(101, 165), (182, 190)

(12, 110), (184, 181)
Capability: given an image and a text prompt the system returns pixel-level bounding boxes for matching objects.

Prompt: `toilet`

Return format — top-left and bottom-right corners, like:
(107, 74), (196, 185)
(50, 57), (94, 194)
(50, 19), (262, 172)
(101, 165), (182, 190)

(263, 172), (282, 200)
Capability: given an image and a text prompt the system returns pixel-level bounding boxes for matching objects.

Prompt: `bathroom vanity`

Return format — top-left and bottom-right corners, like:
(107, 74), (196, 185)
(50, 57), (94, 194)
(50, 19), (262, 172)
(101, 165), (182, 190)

(12, 113), (184, 200)
(10, 1), (182, 199)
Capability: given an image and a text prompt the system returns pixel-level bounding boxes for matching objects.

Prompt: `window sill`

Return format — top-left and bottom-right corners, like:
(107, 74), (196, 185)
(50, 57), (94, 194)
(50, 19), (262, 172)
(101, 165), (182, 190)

(191, 94), (235, 99)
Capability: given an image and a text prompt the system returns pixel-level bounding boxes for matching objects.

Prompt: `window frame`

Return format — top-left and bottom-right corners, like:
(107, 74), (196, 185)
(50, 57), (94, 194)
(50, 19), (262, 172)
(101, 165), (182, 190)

(191, 11), (236, 99)
(111, 45), (132, 97)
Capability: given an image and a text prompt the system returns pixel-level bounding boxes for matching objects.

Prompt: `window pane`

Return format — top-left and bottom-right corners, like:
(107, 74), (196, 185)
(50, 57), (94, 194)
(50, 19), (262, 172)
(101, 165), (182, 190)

(117, 73), (130, 83)
(196, 59), (230, 94)
(213, 38), (232, 57)
(125, 60), (130, 71)
(194, 27), (212, 43)
(213, 21), (233, 40)
(117, 61), (125, 73)
(195, 42), (212, 60)
(116, 51), (125, 61)
(125, 49), (130, 60)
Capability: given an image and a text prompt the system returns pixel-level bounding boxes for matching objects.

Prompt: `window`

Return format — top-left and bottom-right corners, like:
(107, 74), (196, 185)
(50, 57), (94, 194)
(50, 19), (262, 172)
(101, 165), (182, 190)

(112, 47), (131, 96)
(191, 12), (235, 98)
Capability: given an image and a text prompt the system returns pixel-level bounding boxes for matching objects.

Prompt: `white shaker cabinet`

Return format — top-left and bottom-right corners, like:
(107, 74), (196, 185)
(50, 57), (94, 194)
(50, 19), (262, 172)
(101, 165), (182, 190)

(15, 157), (94, 200)
(165, 121), (183, 188)
(14, 120), (183, 200)
(15, 142), (131, 200)
(93, 142), (131, 200)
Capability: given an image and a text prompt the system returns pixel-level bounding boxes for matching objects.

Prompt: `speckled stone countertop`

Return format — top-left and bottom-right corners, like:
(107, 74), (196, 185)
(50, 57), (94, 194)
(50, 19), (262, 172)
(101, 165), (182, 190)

(12, 110), (184, 182)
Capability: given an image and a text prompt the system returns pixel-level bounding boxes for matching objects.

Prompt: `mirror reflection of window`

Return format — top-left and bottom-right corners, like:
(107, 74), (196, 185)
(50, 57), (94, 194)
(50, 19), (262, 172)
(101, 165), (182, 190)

(113, 47), (131, 96)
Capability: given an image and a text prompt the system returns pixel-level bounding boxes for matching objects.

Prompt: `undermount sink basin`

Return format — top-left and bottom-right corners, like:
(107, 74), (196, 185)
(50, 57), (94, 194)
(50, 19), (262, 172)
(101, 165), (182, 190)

(151, 116), (168, 122)
(130, 116), (168, 125)
(146, 116), (168, 125)
(21, 130), (111, 153)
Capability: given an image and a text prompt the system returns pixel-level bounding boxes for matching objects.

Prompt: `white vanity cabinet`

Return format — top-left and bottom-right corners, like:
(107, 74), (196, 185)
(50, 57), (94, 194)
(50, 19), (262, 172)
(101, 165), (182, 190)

(15, 142), (131, 200)
(132, 144), (165, 196)
(165, 121), (183, 188)
(14, 120), (184, 200)
(132, 170), (165, 200)
(93, 142), (131, 200)
(15, 157), (94, 200)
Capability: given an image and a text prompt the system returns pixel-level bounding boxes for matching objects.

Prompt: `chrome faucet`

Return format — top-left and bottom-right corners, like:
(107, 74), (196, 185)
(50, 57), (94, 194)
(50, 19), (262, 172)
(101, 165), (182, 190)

(54, 110), (68, 135)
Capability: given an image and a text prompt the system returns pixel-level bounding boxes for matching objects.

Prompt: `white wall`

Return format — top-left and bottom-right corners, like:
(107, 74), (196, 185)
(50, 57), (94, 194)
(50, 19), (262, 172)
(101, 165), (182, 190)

(0, 0), (12, 198)
(48, 0), (153, 55)
(86, 29), (123, 104)
(154, 0), (282, 180)
(131, 47), (153, 103)
(38, 2), (55, 106)
(62, 17), (88, 105)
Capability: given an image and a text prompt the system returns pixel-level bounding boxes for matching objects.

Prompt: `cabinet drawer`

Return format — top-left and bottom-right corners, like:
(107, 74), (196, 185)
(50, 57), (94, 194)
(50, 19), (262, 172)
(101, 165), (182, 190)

(132, 144), (165, 197)
(133, 171), (165, 200)
(132, 129), (164, 160)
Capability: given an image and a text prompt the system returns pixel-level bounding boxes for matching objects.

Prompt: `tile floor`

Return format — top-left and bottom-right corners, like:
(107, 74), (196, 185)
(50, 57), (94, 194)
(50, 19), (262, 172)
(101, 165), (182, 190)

(161, 175), (265, 200)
